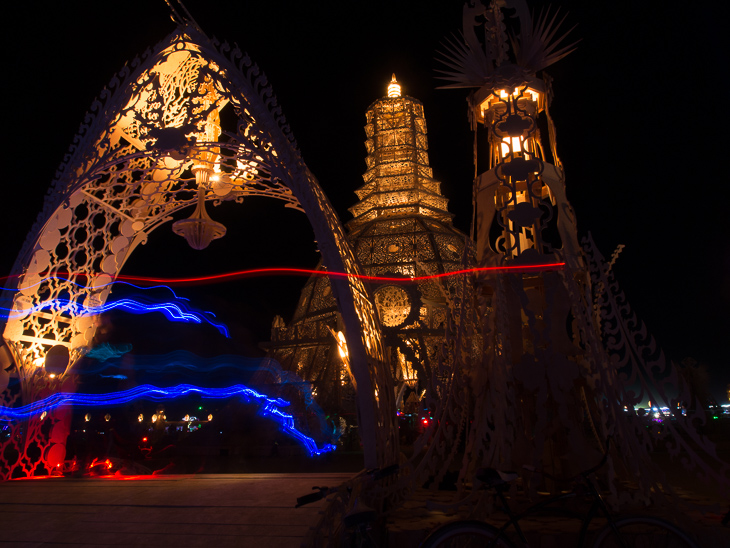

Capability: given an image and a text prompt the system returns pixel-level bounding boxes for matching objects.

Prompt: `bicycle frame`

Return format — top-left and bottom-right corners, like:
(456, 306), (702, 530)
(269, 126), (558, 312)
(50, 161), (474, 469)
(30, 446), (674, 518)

(489, 474), (616, 547)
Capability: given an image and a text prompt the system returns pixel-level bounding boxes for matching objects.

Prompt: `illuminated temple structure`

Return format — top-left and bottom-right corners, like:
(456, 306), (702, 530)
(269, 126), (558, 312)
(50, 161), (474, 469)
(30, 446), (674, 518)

(1, 2), (727, 518)
(267, 75), (469, 416)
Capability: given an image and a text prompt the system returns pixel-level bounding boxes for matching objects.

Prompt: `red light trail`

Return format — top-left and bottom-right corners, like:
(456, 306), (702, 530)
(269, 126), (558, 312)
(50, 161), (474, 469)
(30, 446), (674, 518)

(1, 263), (564, 287)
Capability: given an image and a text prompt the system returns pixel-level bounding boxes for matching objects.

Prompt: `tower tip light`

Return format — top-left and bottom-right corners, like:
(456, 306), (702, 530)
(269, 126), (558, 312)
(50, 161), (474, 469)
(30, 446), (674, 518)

(387, 74), (401, 98)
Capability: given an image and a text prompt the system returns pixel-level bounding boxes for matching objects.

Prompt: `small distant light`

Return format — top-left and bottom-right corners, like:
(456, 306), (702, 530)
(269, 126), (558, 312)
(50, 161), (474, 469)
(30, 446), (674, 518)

(151, 414), (157, 423)
(208, 414), (213, 422)
(40, 411), (47, 421)
(49, 373), (56, 379)
(142, 437), (148, 443)
(104, 413), (111, 422)
(84, 414), (91, 422)
(138, 414), (144, 422)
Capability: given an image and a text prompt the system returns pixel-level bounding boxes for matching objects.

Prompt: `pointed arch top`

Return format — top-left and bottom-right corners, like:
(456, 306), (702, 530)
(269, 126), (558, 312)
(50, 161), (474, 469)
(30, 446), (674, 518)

(2, 21), (397, 470)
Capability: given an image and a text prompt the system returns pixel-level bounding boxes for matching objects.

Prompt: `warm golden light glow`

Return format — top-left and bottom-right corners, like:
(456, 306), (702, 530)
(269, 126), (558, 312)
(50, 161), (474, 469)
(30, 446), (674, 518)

(337, 331), (349, 360)
(374, 286), (411, 327)
(398, 348), (417, 383)
(478, 86), (542, 120)
(496, 87), (539, 103)
(387, 73), (401, 98)
(137, 414), (144, 422)
(500, 136), (524, 157)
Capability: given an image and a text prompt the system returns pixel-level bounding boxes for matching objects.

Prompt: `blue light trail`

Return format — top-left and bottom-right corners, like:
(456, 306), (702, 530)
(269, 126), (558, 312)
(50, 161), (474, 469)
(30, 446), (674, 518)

(1, 298), (230, 338)
(0, 384), (335, 457)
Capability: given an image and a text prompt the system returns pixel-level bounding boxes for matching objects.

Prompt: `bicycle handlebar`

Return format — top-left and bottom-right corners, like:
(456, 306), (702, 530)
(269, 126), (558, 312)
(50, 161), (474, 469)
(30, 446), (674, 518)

(295, 464), (400, 508)
(296, 486), (330, 508)
(372, 464), (399, 481)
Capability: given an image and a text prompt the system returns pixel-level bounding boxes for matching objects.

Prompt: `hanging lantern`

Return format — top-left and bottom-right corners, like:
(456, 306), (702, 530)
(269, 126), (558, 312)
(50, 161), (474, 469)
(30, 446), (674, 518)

(172, 185), (226, 250)
(172, 124), (226, 250)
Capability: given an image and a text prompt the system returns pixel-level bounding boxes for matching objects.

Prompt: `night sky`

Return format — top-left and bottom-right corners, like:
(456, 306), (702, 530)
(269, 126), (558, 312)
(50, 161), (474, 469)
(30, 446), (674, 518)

(3, 1), (727, 401)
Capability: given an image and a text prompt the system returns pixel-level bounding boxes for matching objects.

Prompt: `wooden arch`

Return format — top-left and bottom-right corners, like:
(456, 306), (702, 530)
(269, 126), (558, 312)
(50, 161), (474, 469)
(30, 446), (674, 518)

(0, 24), (397, 478)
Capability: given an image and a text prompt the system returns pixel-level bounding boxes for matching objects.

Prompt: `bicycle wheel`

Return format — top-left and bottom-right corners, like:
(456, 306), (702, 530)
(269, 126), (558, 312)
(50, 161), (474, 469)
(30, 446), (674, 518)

(421, 520), (515, 548)
(591, 516), (699, 548)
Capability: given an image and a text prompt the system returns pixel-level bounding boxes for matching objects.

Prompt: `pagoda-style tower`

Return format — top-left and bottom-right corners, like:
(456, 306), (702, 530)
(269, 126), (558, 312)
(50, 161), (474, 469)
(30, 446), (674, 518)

(269, 76), (469, 420)
(349, 75), (452, 226)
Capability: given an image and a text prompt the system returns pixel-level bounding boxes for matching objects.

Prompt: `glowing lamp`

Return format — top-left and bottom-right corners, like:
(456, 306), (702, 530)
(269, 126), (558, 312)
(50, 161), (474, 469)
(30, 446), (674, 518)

(336, 331), (349, 360)
(500, 136), (524, 158)
(137, 414), (143, 422)
(387, 74), (401, 98)
(208, 414), (213, 421)
(104, 413), (111, 422)
(84, 414), (91, 422)
(151, 414), (157, 423)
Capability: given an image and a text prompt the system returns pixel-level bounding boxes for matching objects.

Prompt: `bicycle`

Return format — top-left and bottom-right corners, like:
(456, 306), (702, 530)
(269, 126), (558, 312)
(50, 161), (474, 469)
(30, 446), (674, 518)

(296, 464), (399, 547)
(420, 439), (700, 548)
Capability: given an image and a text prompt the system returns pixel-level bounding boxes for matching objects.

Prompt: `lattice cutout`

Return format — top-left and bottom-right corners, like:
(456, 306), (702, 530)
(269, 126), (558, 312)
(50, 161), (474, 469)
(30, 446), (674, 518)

(1, 23), (394, 478)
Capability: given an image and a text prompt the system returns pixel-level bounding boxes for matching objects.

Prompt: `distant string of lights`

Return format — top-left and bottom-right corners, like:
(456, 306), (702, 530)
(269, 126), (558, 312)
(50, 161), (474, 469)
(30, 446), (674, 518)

(0, 262), (565, 288)
(0, 383), (335, 457)
(76, 350), (335, 445)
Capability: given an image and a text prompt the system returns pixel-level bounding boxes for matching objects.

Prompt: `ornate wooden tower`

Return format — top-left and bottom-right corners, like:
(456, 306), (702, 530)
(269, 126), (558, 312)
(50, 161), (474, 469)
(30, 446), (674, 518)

(268, 75), (469, 419)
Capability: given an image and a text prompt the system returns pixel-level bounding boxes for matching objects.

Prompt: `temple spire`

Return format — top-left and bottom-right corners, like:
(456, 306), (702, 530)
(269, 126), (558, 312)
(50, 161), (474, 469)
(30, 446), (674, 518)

(348, 76), (452, 229)
(387, 73), (401, 98)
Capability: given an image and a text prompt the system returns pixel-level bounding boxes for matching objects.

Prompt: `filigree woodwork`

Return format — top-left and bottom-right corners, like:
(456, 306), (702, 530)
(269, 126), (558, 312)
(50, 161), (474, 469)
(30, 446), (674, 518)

(401, 0), (730, 511)
(0, 22), (394, 478)
(268, 79), (471, 423)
